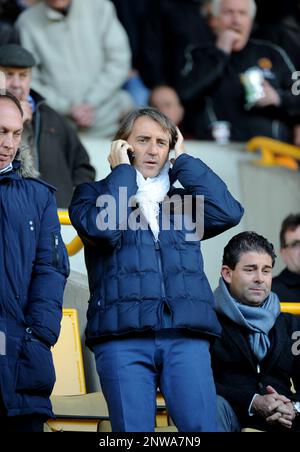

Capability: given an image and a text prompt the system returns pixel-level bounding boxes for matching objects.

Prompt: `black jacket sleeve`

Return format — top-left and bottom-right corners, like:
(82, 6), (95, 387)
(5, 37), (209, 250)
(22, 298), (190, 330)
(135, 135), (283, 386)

(177, 44), (230, 105)
(62, 120), (96, 186)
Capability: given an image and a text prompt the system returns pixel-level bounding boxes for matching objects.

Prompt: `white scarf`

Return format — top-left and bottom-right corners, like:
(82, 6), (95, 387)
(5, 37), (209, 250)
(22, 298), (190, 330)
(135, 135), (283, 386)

(134, 162), (170, 242)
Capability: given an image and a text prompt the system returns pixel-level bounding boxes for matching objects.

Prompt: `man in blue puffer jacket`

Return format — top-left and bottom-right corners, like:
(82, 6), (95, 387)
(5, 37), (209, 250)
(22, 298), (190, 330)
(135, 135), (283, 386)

(69, 107), (244, 432)
(0, 91), (69, 431)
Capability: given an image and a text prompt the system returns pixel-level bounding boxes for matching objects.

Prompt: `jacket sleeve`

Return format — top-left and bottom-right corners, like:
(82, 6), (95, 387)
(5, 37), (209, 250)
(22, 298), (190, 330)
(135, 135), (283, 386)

(171, 154), (244, 240)
(16, 15), (71, 115)
(177, 44), (230, 105)
(25, 192), (69, 347)
(215, 382), (255, 418)
(61, 117), (96, 186)
(83, 1), (131, 107)
(69, 164), (137, 249)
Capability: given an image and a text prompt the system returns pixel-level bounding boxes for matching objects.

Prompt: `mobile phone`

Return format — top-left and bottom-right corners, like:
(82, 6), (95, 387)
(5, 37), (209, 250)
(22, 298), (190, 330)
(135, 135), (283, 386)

(170, 130), (178, 150)
(127, 149), (135, 164)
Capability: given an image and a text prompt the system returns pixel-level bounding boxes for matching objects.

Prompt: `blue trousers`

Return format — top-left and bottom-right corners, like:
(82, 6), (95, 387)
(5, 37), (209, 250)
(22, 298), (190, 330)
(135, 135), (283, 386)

(93, 329), (218, 432)
(216, 396), (241, 432)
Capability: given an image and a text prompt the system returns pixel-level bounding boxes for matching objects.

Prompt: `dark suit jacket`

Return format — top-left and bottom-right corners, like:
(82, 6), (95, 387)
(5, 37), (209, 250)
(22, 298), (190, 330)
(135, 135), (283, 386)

(272, 268), (300, 303)
(211, 313), (300, 431)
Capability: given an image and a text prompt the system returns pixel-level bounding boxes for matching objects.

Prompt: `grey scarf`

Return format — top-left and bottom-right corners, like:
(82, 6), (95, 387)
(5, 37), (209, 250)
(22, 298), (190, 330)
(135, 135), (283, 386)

(214, 278), (281, 362)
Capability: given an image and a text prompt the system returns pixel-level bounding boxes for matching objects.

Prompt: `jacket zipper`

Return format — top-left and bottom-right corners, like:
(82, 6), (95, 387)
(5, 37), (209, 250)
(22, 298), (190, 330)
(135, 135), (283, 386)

(155, 241), (166, 299)
(52, 233), (60, 268)
(155, 241), (172, 327)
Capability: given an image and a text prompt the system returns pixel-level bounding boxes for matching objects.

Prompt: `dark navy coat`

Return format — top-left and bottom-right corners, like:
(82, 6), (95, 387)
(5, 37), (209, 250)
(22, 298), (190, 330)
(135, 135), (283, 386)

(70, 154), (243, 346)
(0, 161), (69, 418)
(211, 313), (300, 431)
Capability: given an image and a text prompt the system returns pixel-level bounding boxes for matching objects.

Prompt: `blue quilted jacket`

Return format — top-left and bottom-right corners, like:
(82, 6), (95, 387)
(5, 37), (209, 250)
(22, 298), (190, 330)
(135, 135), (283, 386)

(0, 160), (69, 418)
(70, 155), (243, 346)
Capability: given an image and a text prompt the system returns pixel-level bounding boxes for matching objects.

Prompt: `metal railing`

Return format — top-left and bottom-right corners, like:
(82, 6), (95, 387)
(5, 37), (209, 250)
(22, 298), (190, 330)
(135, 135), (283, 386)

(280, 303), (300, 316)
(247, 136), (300, 170)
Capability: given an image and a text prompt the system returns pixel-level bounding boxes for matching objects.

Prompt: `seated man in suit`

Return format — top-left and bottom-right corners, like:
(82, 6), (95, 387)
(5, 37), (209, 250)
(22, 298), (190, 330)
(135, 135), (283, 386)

(211, 231), (300, 432)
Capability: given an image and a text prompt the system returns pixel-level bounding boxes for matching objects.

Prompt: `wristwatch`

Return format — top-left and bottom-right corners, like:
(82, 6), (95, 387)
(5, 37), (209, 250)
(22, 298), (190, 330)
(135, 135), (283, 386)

(292, 401), (300, 416)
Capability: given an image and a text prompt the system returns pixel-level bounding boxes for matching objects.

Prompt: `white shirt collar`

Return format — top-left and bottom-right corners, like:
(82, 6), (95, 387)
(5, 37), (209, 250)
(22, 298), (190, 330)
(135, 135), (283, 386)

(0, 163), (13, 174)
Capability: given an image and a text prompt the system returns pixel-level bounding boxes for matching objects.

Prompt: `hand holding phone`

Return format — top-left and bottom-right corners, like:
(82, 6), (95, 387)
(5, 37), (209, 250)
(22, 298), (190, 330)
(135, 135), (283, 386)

(108, 140), (134, 169)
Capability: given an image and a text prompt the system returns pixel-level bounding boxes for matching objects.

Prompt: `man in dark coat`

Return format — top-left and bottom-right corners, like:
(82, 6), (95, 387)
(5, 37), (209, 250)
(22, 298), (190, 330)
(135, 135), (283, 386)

(177, 0), (300, 142)
(211, 231), (300, 432)
(0, 43), (95, 208)
(272, 213), (300, 302)
(0, 91), (69, 431)
(69, 107), (243, 432)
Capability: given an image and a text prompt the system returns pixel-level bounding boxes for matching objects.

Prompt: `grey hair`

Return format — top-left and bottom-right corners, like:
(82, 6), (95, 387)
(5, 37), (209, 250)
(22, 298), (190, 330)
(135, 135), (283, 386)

(211, 0), (257, 19)
(114, 107), (178, 150)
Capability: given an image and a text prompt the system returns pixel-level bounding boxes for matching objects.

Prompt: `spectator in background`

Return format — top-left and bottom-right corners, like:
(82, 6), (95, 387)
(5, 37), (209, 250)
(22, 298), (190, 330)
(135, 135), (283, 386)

(110, 0), (150, 106)
(139, 0), (213, 135)
(272, 214), (300, 302)
(212, 231), (300, 432)
(254, 0), (300, 146)
(16, 0), (133, 138)
(0, 44), (95, 208)
(0, 91), (69, 432)
(178, 0), (300, 143)
(139, 0), (213, 90)
(149, 86), (185, 127)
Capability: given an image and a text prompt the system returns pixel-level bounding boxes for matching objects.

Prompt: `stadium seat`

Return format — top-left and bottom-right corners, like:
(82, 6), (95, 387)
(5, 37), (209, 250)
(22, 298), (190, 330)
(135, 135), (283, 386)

(46, 309), (109, 432)
(46, 308), (176, 432)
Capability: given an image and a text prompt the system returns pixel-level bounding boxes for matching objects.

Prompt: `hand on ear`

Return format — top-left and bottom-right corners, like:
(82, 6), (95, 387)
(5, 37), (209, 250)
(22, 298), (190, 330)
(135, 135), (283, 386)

(170, 127), (185, 164)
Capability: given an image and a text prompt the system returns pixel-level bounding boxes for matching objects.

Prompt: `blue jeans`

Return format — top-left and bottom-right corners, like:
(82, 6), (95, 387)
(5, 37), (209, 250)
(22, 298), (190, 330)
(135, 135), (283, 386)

(93, 329), (218, 432)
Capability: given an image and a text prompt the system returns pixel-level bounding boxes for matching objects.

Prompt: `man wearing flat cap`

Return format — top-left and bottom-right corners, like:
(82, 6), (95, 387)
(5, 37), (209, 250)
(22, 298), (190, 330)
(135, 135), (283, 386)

(0, 43), (95, 208)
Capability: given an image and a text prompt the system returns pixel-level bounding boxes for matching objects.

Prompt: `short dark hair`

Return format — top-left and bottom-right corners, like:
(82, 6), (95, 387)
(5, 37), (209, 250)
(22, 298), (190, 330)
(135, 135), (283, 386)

(280, 213), (300, 248)
(0, 90), (23, 117)
(223, 231), (276, 269)
(114, 107), (178, 150)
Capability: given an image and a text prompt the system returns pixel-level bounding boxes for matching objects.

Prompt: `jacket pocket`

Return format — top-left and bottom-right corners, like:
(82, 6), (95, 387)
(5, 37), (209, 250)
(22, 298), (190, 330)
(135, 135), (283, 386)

(16, 334), (56, 395)
(86, 292), (104, 336)
(52, 232), (70, 277)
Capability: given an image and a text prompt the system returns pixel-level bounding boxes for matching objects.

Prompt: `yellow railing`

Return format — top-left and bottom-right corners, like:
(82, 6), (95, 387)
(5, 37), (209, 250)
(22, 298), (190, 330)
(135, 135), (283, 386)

(280, 303), (300, 316)
(246, 136), (300, 170)
(58, 210), (83, 256)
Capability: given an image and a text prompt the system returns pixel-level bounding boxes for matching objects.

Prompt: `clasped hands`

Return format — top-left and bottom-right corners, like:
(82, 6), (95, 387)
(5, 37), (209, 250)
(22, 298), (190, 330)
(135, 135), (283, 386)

(252, 385), (295, 429)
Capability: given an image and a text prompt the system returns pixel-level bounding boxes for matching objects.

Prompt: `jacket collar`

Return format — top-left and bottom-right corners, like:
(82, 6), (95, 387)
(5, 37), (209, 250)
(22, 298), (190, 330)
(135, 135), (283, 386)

(30, 89), (46, 111)
(0, 160), (21, 184)
(279, 268), (300, 287)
